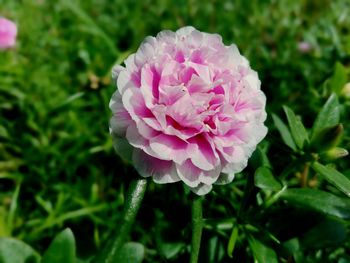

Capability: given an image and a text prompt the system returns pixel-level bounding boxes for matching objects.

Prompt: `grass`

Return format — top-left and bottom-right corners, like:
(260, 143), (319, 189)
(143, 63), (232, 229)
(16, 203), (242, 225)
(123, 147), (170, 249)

(1, 0), (350, 262)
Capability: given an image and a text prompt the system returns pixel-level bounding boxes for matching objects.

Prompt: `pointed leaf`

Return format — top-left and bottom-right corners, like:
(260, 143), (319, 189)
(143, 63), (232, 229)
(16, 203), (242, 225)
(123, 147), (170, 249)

(115, 242), (145, 263)
(41, 228), (76, 263)
(159, 242), (184, 259)
(282, 238), (299, 254)
(248, 237), (278, 263)
(283, 106), (309, 149)
(311, 162), (350, 197)
(272, 113), (296, 151)
(227, 226), (238, 258)
(329, 62), (347, 95)
(255, 167), (282, 191)
(311, 93), (340, 139)
(0, 238), (41, 263)
(207, 236), (225, 263)
(281, 188), (350, 219)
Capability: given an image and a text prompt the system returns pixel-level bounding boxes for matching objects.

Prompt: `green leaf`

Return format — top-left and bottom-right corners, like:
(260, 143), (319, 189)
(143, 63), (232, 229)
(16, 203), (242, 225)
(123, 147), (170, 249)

(282, 238), (300, 254)
(311, 94), (340, 139)
(281, 189), (350, 219)
(207, 236), (225, 263)
(0, 238), (41, 263)
(255, 167), (282, 191)
(329, 62), (347, 95)
(311, 162), (350, 197)
(41, 228), (76, 263)
(283, 106), (309, 149)
(272, 113), (296, 151)
(159, 242), (184, 259)
(300, 218), (346, 249)
(0, 126), (9, 139)
(227, 226), (238, 258)
(248, 237), (278, 263)
(115, 242), (145, 263)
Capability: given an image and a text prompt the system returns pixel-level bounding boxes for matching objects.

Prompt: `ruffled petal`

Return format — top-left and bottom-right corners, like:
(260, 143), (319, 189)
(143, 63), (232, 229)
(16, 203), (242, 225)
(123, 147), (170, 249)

(133, 149), (180, 183)
(109, 91), (132, 136)
(149, 134), (190, 164)
(109, 26), (268, 195)
(190, 183), (213, 196)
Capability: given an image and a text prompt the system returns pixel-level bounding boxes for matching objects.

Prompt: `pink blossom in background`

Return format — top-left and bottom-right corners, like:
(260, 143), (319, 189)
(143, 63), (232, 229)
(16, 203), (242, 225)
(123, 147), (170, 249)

(0, 17), (17, 50)
(297, 41), (312, 53)
(110, 26), (267, 195)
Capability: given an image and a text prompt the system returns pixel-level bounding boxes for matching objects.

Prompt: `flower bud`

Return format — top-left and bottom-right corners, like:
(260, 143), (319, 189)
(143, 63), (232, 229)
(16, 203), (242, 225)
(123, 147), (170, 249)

(341, 83), (350, 99)
(321, 147), (348, 160)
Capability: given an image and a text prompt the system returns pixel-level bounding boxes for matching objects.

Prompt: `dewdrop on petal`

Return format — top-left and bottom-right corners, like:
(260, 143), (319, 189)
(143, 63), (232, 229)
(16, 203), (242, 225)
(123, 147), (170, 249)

(109, 26), (267, 195)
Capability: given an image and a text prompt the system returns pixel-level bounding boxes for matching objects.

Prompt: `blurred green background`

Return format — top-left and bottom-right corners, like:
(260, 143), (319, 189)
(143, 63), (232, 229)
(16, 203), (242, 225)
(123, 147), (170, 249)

(1, 0), (350, 262)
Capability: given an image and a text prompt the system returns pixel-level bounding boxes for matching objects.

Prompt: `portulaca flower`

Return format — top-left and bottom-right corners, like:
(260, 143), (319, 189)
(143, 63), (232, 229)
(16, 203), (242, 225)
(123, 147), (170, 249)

(0, 17), (17, 49)
(110, 26), (267, 195)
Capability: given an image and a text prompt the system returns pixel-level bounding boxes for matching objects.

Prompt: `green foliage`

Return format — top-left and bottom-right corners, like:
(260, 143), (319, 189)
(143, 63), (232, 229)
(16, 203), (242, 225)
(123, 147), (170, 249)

(41, 228), (76, 263)
(283, 105), (309, 149)
(116, 242), (145, 263)
(0, 238), (41, 263)
(248, 237), (278, 263)
(311, 162), (350, 197)
(255, 167), (282, 191)
(311, 93), (340, 139)
(271, 113), (296, 151)
(226, 226), (238, 258)
(328, 62), (347, 95)
(281, 188), (350, 219)
(0, 228), (91, 263)
(1, 0), (350, 262)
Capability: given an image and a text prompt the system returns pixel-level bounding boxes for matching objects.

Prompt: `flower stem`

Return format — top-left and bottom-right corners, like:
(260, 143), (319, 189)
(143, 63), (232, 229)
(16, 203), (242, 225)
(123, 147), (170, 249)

(300, 162), (310, 187)
(95, 178), (147, 263)
(190, 195), (203, 263)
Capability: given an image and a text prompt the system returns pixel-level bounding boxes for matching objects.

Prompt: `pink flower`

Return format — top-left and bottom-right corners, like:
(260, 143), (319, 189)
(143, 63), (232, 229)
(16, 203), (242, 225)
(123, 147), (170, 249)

(0, 17), (17, 50)
(110, 26), (267, 195)
(297, 41), (312, 53)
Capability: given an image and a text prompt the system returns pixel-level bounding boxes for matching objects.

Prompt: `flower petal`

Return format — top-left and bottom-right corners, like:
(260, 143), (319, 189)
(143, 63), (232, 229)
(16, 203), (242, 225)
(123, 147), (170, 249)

(215, 173), (235, 185)
(109, 91), (132, 136)
(149, 134), (190, 164)
(189, 135), (219, 171)
(190, 183), (213, 196)
(133, 149), (180, 184)
(176, 160), (201, 188)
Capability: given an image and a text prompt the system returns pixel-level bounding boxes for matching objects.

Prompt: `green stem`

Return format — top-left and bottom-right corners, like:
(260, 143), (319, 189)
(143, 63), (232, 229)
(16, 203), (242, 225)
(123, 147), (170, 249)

(190, 195), (203, 263)
(94, 178), (148, 263)
(8, 178), (22, 235)
(300, 162), (310, 187)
